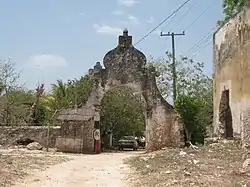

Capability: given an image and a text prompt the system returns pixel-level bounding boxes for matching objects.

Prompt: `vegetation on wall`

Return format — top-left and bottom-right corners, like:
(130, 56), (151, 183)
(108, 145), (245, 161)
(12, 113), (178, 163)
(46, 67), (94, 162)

(218, 0), (244, 26)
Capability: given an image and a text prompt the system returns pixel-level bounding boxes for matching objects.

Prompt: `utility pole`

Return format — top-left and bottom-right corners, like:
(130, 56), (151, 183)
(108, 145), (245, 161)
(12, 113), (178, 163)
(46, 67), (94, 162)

(160, 31), (185, 104)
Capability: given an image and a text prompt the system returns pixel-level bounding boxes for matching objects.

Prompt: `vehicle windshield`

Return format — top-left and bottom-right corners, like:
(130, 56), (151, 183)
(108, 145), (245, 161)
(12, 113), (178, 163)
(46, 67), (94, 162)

(121, 136), (135, 140)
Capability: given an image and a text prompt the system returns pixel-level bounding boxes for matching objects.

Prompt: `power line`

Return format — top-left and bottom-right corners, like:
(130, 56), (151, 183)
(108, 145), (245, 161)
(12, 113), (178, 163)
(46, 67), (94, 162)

(134, 0), (191, 46)
(181, 1), (214, 32)
(160, 0), (193, 32)
(185, 27), (217, 54)
(169, 1), (197, 32)
(178, 1), (196, 22)
(160, 11), (180, 32)
(190, 40), (212, 59)
(190, 34), (213, 55)
(190, 26), (228, 58)
(104, 0), (191, 76)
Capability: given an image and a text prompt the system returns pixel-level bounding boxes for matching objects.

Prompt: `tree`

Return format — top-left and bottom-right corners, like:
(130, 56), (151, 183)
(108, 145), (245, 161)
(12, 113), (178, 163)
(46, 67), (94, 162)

(39, 93), (57, 122)
(0, 58), (21, 125)
(218, 0), (244, 26)
(51, 75), (92, 110)
(151, 52), (213, 144)
(100, 87), (145, 147)
(28, 84), (45, 124)
(66, 75), (93, 108)
(0, 87), (36, 125)
(51, 79), (69, 109)
(175, 95), (208, 144)
(151, 51), (212, 101)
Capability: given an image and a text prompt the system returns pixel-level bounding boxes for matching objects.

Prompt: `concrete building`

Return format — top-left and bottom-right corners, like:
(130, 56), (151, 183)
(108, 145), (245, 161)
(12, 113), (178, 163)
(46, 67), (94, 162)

(213, 5), (250, 147)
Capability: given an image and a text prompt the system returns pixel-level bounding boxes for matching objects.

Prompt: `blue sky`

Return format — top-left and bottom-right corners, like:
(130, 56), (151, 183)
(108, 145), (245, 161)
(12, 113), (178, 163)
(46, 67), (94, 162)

(0, 0), (224, 90)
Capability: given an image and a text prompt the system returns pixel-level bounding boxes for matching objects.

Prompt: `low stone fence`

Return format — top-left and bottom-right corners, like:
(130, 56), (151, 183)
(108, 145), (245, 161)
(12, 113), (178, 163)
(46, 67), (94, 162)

(0, 126), (61, 147)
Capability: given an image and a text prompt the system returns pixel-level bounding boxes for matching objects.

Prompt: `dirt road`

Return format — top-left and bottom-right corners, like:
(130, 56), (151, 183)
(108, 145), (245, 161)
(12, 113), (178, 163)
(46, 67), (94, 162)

(12, 151), (140, 187)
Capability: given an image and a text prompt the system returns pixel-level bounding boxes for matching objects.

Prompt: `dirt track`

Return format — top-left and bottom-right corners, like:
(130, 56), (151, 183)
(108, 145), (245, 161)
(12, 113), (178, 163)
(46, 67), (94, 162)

(12, 151), (140, 187)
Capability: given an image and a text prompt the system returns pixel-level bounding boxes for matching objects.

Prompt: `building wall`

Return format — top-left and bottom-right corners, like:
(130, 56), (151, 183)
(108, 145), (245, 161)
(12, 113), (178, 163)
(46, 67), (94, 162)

(213, 7), (250, 146)
(0, 126), (60, 147)
(55, 120), (95, 153)
(56, 107), (96, 153)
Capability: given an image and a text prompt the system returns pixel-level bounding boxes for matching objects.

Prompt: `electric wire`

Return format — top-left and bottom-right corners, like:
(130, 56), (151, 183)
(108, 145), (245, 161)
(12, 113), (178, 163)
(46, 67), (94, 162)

(134, 0), (191, 46)
(98, 0), (191, 76)
(186, 27), (217, 55)
(190, 26), (228, 58)
(160, 0), (193, 32)
(181, 1), (215, 32)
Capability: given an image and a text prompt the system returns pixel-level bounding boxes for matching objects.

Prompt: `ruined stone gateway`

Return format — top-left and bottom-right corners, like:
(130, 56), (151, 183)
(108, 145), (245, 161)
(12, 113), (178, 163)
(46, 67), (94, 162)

(213, 5), (250, 148)
(57, 29), (184, 153)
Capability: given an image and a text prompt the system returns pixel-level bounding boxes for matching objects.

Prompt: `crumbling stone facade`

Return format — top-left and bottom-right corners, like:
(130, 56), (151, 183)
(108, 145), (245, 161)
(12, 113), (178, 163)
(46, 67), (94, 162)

(57, 29), (184, 153)
(86, 29), (184, 151)
(213, 5), (250, 147)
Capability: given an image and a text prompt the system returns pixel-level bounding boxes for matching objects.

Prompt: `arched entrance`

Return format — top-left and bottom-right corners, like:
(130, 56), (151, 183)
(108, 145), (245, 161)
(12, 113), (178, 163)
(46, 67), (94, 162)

(56, 29), (185, 154)
(86, 29), (184, 152)
(100, 86), (146, 150)
(218, 89), (233, 138)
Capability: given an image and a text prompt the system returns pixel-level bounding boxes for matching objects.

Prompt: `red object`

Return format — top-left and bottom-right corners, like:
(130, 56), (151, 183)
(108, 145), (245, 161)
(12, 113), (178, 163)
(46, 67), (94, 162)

(94, 140), (101, 154)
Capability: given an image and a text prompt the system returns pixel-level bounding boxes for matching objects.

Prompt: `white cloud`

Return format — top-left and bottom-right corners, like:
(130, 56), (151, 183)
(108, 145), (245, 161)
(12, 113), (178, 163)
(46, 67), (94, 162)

(111, 10), (124, 15)
(119, 15), (140, 25)
(148, 16), (155, 23)
(118, 0), (139, 7)
(93, 24), (122, 36)
(27, 54), (67, 69)
(128, 15), (140, 25)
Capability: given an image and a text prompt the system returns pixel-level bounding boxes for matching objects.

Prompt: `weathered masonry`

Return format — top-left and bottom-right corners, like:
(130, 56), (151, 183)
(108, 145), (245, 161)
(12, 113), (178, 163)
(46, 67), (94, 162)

(56, 29), (184, 153)
(213, 5), (250, 148)
(0, 126), (60, 147)
(56, 107), (96, 153)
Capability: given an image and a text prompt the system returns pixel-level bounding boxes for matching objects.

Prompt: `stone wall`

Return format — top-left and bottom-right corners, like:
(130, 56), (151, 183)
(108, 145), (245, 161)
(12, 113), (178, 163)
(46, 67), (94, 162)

(56, 107), (96, 153)
(0, 126), (60, 147)
(213, 5), (250, 147)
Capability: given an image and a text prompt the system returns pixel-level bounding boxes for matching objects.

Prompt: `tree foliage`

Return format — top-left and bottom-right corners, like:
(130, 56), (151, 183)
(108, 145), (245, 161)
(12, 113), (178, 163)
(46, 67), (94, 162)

(152, 52), (213, 144)
(0, 58), (29, 125)
(51, 75), (92, 110)
(175, 95), (209, 144)
(100, 87), (145, 146)
(218, 0), (244, 26)
(151, 52), (212, 101)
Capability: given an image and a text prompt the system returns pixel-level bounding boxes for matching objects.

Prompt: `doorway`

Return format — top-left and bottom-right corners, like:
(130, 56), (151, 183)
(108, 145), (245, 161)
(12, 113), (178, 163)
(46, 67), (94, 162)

(219, 89), (233, 138)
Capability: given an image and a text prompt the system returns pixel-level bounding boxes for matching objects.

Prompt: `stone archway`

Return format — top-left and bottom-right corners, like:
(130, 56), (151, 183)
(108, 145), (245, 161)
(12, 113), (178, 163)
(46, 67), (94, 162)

(99, 86), (146, 149)
(218, 89), (233, 138)
(85, 29), (184, 151)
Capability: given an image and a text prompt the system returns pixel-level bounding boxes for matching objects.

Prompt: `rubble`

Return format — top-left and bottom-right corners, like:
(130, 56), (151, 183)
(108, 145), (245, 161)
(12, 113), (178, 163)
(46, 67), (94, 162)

(204, 137), (219, 145)
(126, 140), (250, 186)
(27, 142), (43, 150)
